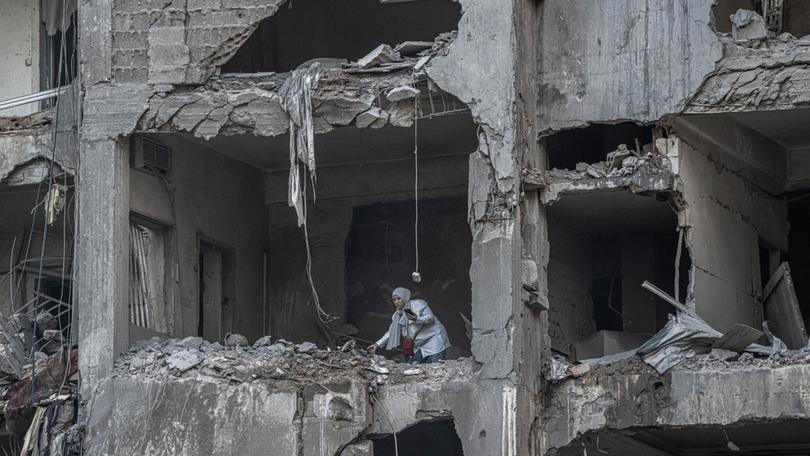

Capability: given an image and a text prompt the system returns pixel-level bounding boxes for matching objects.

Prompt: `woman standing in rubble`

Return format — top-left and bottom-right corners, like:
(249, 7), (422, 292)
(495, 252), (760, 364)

(367, 287), (450, 364)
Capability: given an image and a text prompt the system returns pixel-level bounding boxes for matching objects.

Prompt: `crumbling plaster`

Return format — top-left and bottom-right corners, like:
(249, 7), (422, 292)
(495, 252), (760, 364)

(544, 360), (810, 452)
(686, 39), (810, 114)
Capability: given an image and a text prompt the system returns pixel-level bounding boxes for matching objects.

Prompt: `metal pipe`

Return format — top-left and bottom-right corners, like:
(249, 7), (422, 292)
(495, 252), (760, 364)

(0, 87), (67, 111)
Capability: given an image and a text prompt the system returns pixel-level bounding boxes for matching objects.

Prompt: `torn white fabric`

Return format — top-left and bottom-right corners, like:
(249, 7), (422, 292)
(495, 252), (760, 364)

(43, 0), (77, 36)
(279, 63), (324, 226)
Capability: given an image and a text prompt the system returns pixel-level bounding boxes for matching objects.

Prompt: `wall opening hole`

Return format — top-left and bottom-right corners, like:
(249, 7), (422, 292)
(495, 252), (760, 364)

(373, 420), (464, 456)
(221, 0), (462, 73)
(546, 123), (654, 172)
(547, 191), (690, 361)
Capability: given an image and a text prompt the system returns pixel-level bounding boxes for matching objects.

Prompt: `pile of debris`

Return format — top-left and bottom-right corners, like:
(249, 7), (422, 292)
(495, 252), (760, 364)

(548, 263), (810, 382)
(545, 142), (671, 182)
(0, 309), (80, 456)
(115, 335), (477, 388)
(342, 31), (456, 73)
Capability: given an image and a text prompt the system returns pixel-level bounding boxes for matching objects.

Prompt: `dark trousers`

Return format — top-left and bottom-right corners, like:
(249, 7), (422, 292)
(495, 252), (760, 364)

(408, 349), (447, 364)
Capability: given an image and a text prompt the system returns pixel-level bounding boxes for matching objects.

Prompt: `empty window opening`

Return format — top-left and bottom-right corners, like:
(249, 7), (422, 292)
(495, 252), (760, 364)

(546, 123), (654, 171)
(221, 0), (461, 73)
(345, 197), (472, 360)
(373, 420), (464, 456)
(546, 191), (690, 361)
(42, 9), (78, 91)
(129, 218), (170, 334)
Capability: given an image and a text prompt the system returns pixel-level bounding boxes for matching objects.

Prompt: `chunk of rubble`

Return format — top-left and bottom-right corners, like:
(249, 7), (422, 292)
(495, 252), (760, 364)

(253, 335), (274, 348)
(224, 333), (248, 347)
(295, 341), (317, 354)
(730, 9), (768, 42)
(386, 85), (420, 102)
(355, 107), (389, 128)
(357, 44), (400, 69)
(394, 41), (433, 56)
(166, 349), (203, 373)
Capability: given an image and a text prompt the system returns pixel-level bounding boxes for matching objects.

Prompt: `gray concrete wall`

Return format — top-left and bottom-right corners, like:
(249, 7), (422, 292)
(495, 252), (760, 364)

(547, 214), (593, 357)
(675, 136), (787, 331)
(0, 0), (40, 117)
(537, 0), (722, 132)
(267, 200), (352, 344)
(129, 134), (269, 342)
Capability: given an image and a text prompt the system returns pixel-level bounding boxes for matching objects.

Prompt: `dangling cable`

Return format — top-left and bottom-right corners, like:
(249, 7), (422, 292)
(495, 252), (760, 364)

(411, 77), (421, 284)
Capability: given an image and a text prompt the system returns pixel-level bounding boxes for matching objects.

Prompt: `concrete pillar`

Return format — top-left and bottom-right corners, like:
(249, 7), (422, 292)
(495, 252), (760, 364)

(76, 139), (130, 394)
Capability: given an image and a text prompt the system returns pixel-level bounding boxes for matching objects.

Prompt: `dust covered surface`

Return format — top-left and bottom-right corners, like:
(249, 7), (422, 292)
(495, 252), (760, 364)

(114, 336), (478, 387)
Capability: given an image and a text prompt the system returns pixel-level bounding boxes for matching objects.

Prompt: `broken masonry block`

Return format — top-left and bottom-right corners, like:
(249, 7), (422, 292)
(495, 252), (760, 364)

(385, 85), (420, 102)
(253, 335), (273, 348)
(357, 44), (400, 69)
(730, 9), (768, 42)
(394, 41), (433, 56)
(567, 363), (590, 378)
(355, 107), (389, 128)
(296, 341), (317, 354)
(224, 333), (248, 347)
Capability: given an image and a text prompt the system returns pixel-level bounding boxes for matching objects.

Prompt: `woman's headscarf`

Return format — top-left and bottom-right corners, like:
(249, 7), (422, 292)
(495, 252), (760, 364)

(385, 287), (412, 350)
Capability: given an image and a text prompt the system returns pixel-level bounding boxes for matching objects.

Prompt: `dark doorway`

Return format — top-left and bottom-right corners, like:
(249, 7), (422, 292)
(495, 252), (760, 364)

(373, 420), (464, 456)
(198, 240), (235, 341)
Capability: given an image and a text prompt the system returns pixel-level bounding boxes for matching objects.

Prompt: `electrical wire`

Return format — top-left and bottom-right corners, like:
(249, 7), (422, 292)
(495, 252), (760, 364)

(411, 75), (420, 281)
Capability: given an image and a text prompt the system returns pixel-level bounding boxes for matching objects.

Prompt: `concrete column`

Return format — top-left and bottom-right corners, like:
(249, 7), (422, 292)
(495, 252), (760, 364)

(76, 139), (130, 394)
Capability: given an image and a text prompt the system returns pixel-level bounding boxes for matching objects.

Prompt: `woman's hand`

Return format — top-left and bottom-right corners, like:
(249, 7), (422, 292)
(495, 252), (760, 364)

(405, 312), (418, 321)
(367, 343), (378, 354)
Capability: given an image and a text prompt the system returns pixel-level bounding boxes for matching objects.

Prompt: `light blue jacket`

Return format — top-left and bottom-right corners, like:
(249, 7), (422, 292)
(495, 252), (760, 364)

(376, 299), (450, 357)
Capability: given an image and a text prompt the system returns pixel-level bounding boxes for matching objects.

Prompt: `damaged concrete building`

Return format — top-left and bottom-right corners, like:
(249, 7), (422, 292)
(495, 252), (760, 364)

(3, 0), (810, 454)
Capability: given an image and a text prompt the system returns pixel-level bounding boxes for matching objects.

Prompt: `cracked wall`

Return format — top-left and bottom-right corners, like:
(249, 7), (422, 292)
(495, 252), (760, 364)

(671, 125), (787, 331)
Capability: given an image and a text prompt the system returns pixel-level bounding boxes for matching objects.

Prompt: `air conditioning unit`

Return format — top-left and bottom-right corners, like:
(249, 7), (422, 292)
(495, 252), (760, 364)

(132, 137), (172, 176)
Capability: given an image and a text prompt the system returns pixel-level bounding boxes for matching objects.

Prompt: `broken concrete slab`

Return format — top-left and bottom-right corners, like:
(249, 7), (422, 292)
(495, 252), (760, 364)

(295, 341), (317, 354)
(730, 9), (768, 42)
(357, 44), (400, 69)
(385, 85), (420, 102)
(545, 357), (810, 452)
(355, 107), (389, 128)
(763, 262), (808, 349)
(394, 40), (433, 56)
(165, 349), (203, 373)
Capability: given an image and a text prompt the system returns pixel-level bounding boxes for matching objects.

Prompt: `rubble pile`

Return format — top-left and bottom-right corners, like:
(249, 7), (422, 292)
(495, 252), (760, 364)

(0, 310), (80, 456)
(342, 31), (457, 73)
(115, 336), (477, 387)
(545, 142), (671, 182)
